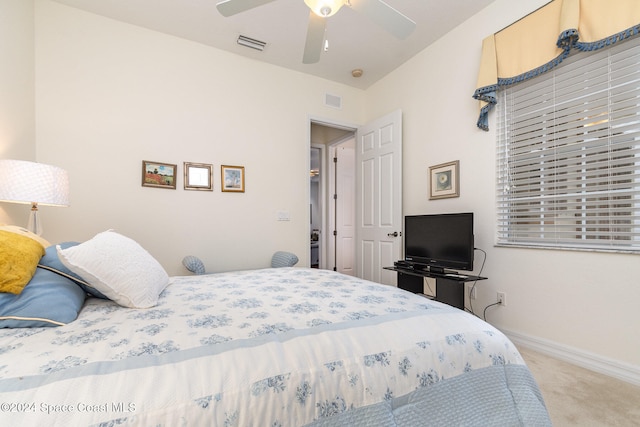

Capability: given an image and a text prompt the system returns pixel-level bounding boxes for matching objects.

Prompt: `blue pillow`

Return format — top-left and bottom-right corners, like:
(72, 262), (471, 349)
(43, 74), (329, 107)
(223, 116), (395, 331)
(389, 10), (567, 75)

(0, 267), (86, 328)
(271, 251), (299, 268)
(182, 255), (206, 275)
(38, 242), (108, 299)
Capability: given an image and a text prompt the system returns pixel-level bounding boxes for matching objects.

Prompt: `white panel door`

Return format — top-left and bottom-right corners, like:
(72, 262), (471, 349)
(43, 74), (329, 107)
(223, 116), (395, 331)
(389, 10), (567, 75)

(327, 139), (356, 275)
(356, 110), (402, 285)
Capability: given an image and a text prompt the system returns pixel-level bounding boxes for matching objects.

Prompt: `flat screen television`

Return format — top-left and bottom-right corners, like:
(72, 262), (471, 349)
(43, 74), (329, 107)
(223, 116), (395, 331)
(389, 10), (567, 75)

(404, 212), (474, 273)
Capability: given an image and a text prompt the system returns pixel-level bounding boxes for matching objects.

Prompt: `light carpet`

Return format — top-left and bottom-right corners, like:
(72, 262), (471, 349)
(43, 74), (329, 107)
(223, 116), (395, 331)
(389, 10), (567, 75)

(518, 347), (640, 426)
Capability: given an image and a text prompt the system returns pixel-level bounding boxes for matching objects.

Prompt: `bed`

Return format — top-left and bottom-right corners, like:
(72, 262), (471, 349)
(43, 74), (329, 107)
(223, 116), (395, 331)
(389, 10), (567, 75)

(0, 231), (551, 426)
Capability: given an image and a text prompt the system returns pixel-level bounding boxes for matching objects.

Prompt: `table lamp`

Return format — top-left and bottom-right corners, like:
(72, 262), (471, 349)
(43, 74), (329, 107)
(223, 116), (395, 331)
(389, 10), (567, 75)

(0, 159), (69, 235)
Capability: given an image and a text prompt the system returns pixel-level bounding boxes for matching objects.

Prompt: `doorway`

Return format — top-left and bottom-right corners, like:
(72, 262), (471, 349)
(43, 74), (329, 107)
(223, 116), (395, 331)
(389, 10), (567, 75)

(309, 110), (403, 284)
(310, 145), (322, 268)
(309, 121), (355, 273)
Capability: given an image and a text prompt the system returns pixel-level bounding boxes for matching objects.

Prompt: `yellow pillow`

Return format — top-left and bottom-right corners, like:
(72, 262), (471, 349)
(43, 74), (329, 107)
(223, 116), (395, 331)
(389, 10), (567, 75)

(0, 230), (46, 294)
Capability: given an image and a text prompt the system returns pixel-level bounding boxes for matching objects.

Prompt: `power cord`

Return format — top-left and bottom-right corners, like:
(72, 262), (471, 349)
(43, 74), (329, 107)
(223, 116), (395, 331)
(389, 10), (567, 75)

(465, 247), (486, 318)
(483, 302), (501, 321)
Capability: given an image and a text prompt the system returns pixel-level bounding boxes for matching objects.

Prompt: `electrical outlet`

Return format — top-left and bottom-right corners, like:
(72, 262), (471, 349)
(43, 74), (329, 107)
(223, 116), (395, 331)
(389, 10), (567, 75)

(466, 283), (476, 300)
(497, 292), (506, 306)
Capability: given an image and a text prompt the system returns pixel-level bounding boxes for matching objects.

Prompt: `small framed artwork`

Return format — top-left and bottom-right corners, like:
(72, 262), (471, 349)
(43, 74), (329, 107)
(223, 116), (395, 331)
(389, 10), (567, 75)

(221, 165), (245, 193)
(184, 162), (213, 191)
(429, 160), (459, 200)
(142, 160), (177, 189)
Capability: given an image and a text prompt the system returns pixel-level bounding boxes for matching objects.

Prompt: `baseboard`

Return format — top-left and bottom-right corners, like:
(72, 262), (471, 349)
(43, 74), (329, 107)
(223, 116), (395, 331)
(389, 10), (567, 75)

(502, 328), (640, 388)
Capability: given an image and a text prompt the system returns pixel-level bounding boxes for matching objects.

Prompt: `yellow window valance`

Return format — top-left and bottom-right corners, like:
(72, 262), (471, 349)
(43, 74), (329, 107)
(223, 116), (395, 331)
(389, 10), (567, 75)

(473, 0), (640, 130)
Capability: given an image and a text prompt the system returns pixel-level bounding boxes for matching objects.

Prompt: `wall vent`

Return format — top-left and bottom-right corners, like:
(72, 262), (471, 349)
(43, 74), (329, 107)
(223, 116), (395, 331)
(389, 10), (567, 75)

(324, 93), (342, 109)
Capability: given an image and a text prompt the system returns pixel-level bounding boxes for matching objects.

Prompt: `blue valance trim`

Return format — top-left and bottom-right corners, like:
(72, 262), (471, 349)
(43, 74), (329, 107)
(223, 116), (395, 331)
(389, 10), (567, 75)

(556, 28), (579, 49)
(475, 90), (496, 131)
(476, 102), (491, 131)
(496, 49), (571, 87)
(473, 24), (640, 131)
(575, 24), (640, 52)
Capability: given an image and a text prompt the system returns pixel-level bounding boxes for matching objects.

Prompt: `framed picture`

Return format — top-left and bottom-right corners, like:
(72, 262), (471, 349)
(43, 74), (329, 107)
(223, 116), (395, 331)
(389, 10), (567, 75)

(184, 162), (213, 191)
(429, 160), (459, 200)
(142, 160), (177, 189)
(221, 165), (245, 193)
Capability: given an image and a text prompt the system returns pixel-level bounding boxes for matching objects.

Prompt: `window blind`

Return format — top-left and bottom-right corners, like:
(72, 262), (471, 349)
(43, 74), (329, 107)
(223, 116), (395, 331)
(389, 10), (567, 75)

(496, 36), (640, 252)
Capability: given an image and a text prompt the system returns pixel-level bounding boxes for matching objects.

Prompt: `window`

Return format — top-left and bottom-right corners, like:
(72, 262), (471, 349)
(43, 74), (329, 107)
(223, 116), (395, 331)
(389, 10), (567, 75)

(496, 36), (640, 252)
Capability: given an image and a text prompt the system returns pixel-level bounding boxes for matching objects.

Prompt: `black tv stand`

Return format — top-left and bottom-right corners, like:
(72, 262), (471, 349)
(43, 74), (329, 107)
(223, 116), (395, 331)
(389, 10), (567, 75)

(384, 265), (487, 310)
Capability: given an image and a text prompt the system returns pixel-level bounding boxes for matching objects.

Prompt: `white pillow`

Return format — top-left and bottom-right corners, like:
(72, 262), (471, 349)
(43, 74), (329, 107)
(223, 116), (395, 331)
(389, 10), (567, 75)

(57, 230), (169, 308)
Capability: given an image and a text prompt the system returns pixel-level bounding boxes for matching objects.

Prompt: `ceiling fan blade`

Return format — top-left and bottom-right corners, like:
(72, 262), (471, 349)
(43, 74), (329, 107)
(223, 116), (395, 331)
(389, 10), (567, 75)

(216, 0), (277, 17)
(349, 0), (416, 40)
(302, 11), (326, 64)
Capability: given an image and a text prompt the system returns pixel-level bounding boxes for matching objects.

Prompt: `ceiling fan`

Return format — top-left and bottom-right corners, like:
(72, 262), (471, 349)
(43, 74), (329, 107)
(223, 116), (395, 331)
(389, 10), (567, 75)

(215, 0), (416, 64)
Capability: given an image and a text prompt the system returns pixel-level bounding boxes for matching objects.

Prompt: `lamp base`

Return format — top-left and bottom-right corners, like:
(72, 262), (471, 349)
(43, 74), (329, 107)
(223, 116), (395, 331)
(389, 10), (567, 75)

(27, 203), (43, 236)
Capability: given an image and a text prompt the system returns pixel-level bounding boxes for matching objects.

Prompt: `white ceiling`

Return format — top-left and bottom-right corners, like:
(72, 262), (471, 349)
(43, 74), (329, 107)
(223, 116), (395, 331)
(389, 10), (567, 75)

(51, 0), (495, 89)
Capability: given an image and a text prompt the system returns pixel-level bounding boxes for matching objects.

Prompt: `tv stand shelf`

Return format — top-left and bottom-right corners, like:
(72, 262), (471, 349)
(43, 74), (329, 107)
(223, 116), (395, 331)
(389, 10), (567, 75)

(383, 266), (487, 310)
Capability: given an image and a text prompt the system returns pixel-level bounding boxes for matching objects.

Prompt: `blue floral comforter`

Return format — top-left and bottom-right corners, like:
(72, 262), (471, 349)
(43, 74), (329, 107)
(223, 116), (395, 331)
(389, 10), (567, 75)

(0, 268), (550, 426)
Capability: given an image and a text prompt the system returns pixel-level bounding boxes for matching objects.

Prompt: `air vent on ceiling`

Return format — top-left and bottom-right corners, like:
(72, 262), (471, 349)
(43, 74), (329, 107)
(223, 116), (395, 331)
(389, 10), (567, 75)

(324, 93), (342, 109)
(237, 35), (266, 51)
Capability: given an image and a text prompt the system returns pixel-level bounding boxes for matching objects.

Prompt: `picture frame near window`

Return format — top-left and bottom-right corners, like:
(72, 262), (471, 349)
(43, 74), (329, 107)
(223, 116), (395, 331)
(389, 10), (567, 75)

(221, 165), (245, 193)
(142, 160), (177, 189)
(429, 160), (459, 200)
(184, 162), (213, 191)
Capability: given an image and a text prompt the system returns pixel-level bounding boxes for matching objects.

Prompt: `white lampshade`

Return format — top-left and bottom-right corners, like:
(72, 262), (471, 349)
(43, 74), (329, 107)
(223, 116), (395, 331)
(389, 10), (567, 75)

(0, 159), (70, 235)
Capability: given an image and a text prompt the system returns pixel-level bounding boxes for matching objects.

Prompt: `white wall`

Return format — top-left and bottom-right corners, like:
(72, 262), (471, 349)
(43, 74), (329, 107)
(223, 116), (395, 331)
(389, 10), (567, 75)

(0, 0), (35, 224)
(365, 0), (640, 371)
(33, 0), (365, 274)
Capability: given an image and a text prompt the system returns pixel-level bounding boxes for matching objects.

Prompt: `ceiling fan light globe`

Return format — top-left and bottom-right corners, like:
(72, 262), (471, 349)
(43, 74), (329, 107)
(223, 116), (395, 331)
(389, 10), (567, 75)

(304, 0), (344, 18)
